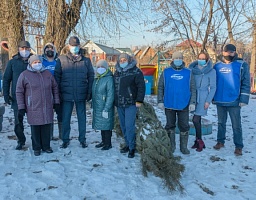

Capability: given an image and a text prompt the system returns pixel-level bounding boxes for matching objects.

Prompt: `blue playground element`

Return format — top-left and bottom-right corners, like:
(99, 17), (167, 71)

(175, 117), (212, 135)
(144, 75), (153, 95)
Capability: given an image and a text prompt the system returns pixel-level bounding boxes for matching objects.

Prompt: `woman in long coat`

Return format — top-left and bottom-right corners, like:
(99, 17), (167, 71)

(16, 55), (60, 156)
(189, 52), (216, 152)
(92, 59), (114, 150)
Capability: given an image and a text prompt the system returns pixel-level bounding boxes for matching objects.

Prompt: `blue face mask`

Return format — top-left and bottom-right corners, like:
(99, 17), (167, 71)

(70, 46), (80, 54)
(120, 62), (128, 68)
(198, 59), (206, 66)
(173, 59), (182, 67)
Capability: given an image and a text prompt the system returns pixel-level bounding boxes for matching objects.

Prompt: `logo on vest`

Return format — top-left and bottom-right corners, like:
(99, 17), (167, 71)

(219, 67), (231, 73)
(171, 74), (183, 80)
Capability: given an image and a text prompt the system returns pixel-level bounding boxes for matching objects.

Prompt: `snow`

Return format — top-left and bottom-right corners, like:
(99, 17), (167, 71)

(0, 95), (256, 200)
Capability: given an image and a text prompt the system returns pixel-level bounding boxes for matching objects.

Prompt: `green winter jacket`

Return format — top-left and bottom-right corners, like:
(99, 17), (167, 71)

(92, 69), (114, 130)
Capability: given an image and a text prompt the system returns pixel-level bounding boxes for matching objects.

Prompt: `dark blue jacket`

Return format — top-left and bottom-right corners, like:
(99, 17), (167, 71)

(3, 53), (33, 109)
(54, 52), (94, 101)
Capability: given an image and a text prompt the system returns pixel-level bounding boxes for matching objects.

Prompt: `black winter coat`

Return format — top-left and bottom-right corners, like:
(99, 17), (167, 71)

(54, 52), (95, 101)
(3, 53), (33, 109)
(114, 60), (145, 107)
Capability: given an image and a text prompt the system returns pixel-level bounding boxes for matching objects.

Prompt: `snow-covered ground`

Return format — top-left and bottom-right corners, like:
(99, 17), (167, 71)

(0, 95), (255, 200)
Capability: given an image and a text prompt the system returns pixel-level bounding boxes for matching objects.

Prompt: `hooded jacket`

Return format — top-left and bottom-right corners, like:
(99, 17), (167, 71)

(42, 43), (58, 75)
(189, 60), (216, 115)
(114, 59), (145, 107)
(16, 64), (60, 125)
(92, 69), (114, 130)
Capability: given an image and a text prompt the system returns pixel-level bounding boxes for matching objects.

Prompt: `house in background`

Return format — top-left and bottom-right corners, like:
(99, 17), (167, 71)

(83, 40), (121, 66)
(116, 48), (133, 55)
(134, 46), (157, 66)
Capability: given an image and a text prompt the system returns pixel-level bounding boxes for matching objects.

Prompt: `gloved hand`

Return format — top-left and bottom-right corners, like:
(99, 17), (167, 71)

(102, 111), (108, 119)
(4, 96), (13, 105)
(18, 109), (26, 122)
(53, 104), (61, 112)
(189, 104), (195, 111)
(239, 103), (247, 107)
(158, 103), (164, 110)
(86, 93), (92, 102)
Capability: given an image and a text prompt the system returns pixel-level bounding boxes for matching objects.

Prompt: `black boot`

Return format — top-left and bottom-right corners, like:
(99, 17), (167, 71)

(120, 145), (129, 153)
(101, 130), (112, 150)
(15, 142), (25, 150)
(96, 131), (105, 148)
(128, 149), (135, 158)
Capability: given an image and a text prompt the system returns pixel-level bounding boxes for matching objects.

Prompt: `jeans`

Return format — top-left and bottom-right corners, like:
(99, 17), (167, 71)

(164, 108), (190, 132)
(62, 101), (86, 143)
(117, 105), (137, 150)
(216, 105), (243, 148)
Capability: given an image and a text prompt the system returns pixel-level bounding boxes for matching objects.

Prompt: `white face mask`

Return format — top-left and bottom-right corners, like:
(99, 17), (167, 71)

(19, 50), (30, 58)
(32, 63), (43, 71)
(97, 67), (106, 75)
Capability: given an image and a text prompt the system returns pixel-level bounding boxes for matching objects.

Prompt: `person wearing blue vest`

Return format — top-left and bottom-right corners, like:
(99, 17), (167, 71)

(158, 51), (196, 154)
(213, 44), (250, 156)
(42, 43), (62, 140)
(189, 51), (216, 152)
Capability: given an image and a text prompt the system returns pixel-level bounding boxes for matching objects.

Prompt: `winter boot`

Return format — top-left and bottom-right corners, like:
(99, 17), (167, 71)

(167, 129), (176, 153)
(196, 139), (205, 152)
(101, 130), (112, 150)
(180, 131), (190, 154)
(58, 122), (62, 140)
(96, 131), (105, 148)
(191, 138), (199, 149)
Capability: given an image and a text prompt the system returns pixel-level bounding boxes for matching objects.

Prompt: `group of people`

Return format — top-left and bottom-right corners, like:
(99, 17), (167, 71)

(2, 38), (250, 157)
(157, 44), (250, 156)
(3, 36), (145, 158)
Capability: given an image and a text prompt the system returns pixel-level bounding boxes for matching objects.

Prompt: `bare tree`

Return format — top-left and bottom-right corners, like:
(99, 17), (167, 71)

(150, 0), (217, 61)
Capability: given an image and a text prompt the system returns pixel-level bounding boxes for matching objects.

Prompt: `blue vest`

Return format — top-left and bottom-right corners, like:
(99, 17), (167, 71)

(214, 61), (242, 103)
(163, 68), (191, 110)
(43, 59), (56, 76)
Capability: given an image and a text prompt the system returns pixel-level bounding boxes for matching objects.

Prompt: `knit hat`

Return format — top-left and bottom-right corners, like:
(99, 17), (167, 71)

(172, 51), (183, 60)
(119, 53), (130, 61)
(69, 36), (80, 46)
(28, 55), (43, 65)
(18, 41), (31, 48)
(223, 44), (236, 52)
(96, 59), (109, 69)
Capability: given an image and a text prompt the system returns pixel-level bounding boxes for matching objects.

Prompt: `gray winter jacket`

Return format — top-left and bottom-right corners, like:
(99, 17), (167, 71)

(92, 70), (114, 130)
(189, 60), (216, 116)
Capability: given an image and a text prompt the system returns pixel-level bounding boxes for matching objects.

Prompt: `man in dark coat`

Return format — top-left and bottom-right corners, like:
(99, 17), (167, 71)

(54, 36), (94, 148)
(3, 41), (32, 150)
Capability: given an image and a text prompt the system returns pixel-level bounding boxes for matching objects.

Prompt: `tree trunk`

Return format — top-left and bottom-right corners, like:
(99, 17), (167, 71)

(0, 0), (25, 58)
(44, 0), (83, 53)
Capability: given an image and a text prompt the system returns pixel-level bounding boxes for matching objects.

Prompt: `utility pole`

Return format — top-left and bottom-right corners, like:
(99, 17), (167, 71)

(250, 23), (256, 92)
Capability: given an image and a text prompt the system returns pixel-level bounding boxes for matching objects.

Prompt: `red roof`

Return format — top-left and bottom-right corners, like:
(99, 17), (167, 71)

(176, 39), (202, 47)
